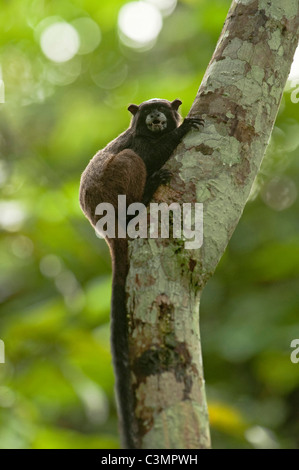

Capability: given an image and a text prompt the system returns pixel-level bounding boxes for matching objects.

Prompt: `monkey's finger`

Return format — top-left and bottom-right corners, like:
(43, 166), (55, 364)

(157, 169), (172, 184)
(190, 118), (204, 128)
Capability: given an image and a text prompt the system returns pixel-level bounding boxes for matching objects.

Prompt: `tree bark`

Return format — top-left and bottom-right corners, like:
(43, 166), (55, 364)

(122, 0), (299, 448)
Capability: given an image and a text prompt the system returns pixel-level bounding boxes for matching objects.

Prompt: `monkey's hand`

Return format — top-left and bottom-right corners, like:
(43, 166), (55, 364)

(183, 117), (205, 130)
(155, 168), (172, 184)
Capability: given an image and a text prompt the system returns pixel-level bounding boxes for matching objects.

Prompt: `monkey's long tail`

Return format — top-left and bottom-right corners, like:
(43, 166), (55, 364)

(110, 238), (136, 449)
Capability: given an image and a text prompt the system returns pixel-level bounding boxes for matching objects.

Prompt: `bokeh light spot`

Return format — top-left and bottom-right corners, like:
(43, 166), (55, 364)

(11, 235), (34, 259)
(261, 176), (298, 211)
(289, 44), (299, 80)
(118, 1), (163, 49)
(91, 60), (128, 90)
(71, 17), (101, 55)
(40, 254), (63, 278)
(0, 201), (26, 231)
(46, 57), (81, 86)
(40, 22), (80, 63)
(245, 426), (279, 449)
(146, 0), (177, 17)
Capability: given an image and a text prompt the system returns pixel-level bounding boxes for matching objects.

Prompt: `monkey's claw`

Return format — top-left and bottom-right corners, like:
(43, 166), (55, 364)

(189, 117), (204, 129)
(157, 168), (172, 184)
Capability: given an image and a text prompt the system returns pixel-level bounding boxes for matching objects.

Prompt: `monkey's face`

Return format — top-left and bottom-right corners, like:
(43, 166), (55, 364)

(145, 109), (167, 132)
(128, 99), (182, 137)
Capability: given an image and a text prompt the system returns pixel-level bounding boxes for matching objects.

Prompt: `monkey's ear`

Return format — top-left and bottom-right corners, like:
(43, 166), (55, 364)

(171, 99), (182, 110)
(128, 104), (139, 115)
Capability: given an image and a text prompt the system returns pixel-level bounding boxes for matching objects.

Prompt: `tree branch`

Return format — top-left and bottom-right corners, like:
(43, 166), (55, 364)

(122, 0), (299, 448)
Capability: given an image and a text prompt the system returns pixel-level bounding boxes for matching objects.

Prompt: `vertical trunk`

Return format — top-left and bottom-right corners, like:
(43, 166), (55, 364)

(119, 0), (299, 448)
(126, 239), (210, 448)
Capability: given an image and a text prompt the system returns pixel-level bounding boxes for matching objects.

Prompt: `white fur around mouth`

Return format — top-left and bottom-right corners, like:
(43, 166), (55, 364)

(146, 111), (167, 132)
(147, 122), (167, 132)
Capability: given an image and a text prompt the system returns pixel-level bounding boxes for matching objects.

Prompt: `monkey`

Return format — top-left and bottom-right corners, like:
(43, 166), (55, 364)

(79, 98), (203, 448)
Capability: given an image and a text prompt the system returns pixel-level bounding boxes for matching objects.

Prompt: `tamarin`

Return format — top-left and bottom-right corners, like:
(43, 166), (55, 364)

(79, 98), (203, 448)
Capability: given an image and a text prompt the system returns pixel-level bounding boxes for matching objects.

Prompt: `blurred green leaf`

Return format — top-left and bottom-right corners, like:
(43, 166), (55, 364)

(31, 426), (119, 449)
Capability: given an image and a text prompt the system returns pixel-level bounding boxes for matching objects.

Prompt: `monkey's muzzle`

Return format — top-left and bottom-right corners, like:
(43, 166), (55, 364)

(146, 110), (167, 132)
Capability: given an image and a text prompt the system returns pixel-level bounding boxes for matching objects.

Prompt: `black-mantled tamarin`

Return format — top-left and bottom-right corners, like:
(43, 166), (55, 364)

(79, 98), (203, 448)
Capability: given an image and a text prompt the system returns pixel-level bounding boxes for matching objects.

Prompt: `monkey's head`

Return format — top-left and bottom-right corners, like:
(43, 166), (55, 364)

(128, 99), (182, 136)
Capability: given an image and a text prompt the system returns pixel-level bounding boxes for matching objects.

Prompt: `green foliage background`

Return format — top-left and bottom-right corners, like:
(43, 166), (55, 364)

(0, 0), (299, 449)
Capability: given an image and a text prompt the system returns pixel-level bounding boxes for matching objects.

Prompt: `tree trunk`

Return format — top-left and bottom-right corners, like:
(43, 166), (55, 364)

(121, 0), (299, 448)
